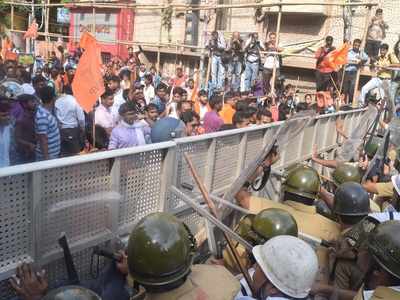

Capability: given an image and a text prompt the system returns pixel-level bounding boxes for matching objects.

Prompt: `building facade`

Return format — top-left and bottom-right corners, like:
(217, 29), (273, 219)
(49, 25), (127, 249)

(134, 0), (400, 90)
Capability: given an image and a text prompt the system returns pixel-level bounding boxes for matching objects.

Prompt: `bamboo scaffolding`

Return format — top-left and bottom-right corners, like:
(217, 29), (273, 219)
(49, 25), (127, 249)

(3, 1), (378, 10)
(353, 5), (373, 104)
(271, 0), (282, 96)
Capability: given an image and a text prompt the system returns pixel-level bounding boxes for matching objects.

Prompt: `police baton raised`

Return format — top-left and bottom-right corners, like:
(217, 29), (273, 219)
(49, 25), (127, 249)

(182, 153), (257, 296)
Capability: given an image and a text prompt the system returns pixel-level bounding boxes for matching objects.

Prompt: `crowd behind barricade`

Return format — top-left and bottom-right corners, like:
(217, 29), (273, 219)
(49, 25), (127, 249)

(1, 8), (400, 168)
(3, 8), (400, 300)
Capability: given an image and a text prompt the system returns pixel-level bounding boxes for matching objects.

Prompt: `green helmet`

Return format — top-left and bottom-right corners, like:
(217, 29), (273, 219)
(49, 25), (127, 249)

(42, 286), (101, 300)
(236, 214), (257, 244)
(364, 137), (382, 158)
(252, 208), (298, 243)
(127, 212), (196, 288)
(333, 182), (370, 216)
(332, 164), (362, 186)
(283, 165), (320, 199)
(368, 220), (400, 279)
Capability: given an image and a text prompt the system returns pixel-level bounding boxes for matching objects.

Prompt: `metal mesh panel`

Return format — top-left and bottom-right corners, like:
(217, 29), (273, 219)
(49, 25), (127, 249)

(118, 150), (163, 227)
(211, 135), (241, 192)
(244, 130), (264, 168)
(282, 128), (303, 165)
(0, 174), (32, 275)
(300, 121), (316, 158)
(172, 141), (210, 210)
(324, 117), (337, 148)
(177, 208), (205, 236)
(314, 118), (329, 151)
(38, 160), (111, 259)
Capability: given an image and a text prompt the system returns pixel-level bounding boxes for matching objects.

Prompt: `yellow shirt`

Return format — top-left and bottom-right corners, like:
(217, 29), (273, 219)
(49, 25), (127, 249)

(377, 53), (400, 79)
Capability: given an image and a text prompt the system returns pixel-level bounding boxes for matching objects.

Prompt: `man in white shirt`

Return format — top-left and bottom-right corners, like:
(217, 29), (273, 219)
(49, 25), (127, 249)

(143, 73), (155, 105)
(55, 91), (85, 156)
(107, 75), (125, 122)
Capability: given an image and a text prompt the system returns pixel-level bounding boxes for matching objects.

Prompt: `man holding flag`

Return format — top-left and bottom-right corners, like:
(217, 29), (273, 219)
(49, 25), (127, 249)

(315, 36), (336, 92)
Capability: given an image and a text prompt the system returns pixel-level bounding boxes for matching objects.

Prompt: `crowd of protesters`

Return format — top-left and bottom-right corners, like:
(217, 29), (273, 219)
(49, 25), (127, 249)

(1, 8), (400, 168)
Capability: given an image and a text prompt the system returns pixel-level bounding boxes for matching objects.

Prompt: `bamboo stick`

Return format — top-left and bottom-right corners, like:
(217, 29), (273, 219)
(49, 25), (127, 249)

(353, 5), (373, 104)
(183, 153), (256, 296)
(271, 1), (282, 96)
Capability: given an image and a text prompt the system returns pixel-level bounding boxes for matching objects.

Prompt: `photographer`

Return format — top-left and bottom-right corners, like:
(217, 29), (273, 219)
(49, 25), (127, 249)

(206, 31), (226, 91)
(227, 32), (244, 92)
(244, 33), (264, 92)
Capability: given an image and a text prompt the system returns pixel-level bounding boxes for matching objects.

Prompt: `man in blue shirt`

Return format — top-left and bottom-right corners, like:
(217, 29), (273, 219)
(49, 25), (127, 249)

(343, 39), (368, 104)
(35, 86), (60, 161)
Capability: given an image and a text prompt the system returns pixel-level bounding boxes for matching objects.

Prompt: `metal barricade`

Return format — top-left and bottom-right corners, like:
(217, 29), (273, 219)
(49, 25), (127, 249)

(0, 108), (366, 299)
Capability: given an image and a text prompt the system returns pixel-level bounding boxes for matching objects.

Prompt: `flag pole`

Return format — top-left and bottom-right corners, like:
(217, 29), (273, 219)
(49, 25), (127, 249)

(92, 104), (96, 150)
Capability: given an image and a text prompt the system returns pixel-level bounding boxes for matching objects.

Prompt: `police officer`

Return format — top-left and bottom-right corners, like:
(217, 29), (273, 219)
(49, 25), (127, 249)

(236, 161), (341, 299)
(354, 220), (400, 299)
(223, 208), (298, 272)
(332, 163), (362, 186)
(317, 183), (371, 297)
(127, 212), (240, 299)
(236, 235), (319, 299)
(237, 163), (341, 242)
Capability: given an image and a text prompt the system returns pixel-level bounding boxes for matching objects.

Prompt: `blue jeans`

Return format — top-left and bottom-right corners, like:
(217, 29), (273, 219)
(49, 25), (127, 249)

(244, 61), (259, 91)
(229, 60), (242, 92)
(391, 81), (400, 105)
(211, 55), (225, 90)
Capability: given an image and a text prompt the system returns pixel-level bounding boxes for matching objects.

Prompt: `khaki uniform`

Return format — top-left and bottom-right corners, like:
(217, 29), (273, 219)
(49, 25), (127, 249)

(248, 197), (341, 241)
(332, 216), (380, 292)
(144, 264), (240, 300)
(354, 286), (400, 300)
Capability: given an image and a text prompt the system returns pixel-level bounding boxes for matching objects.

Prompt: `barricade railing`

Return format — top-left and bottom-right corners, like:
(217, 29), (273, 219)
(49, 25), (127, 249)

(0, 108), (366, 299)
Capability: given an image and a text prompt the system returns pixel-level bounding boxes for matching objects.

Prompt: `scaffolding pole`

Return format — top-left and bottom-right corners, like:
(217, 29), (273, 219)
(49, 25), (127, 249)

(271, 0), (282, 97)
(3, 1), (378, 10)
(353, 5), (373, 104)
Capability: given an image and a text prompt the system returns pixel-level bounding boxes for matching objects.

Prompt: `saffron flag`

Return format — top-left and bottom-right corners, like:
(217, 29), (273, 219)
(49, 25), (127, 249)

(72, 32), (105, 113)
(320, 43), (350, 71)
(24, 19), (38, 39)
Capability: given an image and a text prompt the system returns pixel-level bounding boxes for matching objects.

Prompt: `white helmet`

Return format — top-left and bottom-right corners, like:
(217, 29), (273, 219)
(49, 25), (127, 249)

(252, 235), (318, 299)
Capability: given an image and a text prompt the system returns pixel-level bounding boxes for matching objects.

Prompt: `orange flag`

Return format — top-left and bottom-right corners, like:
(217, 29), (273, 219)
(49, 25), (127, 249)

(320, 43), (350, 71)
(24, 19), (38, 39)
(72, 32), (105, 113)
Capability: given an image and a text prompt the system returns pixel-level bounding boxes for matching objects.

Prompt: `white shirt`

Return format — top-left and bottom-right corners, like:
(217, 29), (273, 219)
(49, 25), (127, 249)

(368, 212), (400, 222)
(111, 89), (125, 122)
(263, 55), (280, 69)
(363, 286), (400, 300)
(143, 84), (155, 105)
(199, 103), (208, 122)
(55, 94), (85, 129)
(95, 104), (116, 129)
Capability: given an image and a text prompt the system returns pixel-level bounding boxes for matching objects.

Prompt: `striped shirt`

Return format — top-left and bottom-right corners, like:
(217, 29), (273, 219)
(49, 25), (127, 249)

(35, 105), (60, 160)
